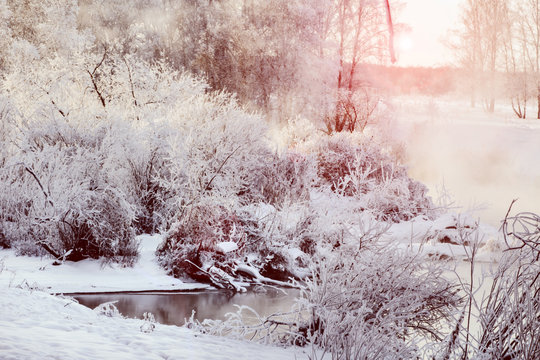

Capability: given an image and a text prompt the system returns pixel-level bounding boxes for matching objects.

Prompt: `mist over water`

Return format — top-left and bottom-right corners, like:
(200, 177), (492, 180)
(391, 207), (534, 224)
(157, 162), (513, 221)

(392, 98), (540, 227)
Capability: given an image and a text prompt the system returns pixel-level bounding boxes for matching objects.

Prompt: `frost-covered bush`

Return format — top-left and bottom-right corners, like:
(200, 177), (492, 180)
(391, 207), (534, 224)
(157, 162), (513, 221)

(445, 209), (540, 360)
(0, 43), (217, 260)
(154, 87), (302, 285)
(235, 202), (319, 279)
(159, 89), (269, 209)
(98, 121), (172, 235)
(94, 301), (122, 318)
(156, 202), (245, 281)
(244, 150), (315, 207)
(0, 134), (138, 263)
(297, 248), (462, 359)
(474, 248), (540, 359)
(315, 133), (433, 222)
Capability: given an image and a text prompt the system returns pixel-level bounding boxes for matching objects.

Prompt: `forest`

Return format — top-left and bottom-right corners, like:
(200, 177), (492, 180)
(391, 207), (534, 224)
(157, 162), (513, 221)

(0, 0), (539, 359)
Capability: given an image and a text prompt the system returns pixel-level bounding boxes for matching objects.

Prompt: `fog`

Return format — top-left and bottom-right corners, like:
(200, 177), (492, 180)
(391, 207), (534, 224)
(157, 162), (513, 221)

(392, 97), (540, 227)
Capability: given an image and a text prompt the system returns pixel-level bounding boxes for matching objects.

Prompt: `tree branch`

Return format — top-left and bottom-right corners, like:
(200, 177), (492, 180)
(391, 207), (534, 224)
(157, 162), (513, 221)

(87, 48), (108, 108)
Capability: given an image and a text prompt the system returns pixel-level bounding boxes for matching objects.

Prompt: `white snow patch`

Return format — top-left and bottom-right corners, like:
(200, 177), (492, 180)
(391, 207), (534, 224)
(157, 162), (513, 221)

(286, 247), (304, 260)
(0, 234), (210, 294)
(216, 241), (238, 254)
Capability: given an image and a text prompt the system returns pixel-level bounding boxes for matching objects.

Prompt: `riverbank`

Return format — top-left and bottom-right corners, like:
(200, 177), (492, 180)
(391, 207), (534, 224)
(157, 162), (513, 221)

(0, 285), (310, 360)
(0, 214), (505, 359)
(0, 214), (503, 295)
(0, 234), (312, 359)
(0, 234), (210, 294)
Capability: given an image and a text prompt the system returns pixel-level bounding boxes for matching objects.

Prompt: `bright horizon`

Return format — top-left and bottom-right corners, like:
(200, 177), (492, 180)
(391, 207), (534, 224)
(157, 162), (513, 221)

(394, 0), (464, 67)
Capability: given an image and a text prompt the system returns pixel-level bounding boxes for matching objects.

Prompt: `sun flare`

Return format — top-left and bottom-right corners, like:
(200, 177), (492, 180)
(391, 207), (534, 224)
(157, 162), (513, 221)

(396, 35), (414, 53)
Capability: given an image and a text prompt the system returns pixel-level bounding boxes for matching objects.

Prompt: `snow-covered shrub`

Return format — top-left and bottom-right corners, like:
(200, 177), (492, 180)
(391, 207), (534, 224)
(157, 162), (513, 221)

(124, 145), (169, 234)
(234, 202), (318, 279)
(451, 208), (540, 360)
(0, 139), (138, 263)
(474, 248), (540, 359)
(157, 202), (245, 280)
(157, 197), (315, 286)
(140, 312), (156, 333)
(99, 122), (172, 235)
(159, 89), (270, 210)
(94, 301), (122, 318)
(154, 86), (304, 286)
(315, 133), (433, 222)
(297, 248), (461, 358)
(0, 44), (217, 259)
(243, 150), (315, 207)
(184, 303), (300, 344)
(0, 93), (142, 263)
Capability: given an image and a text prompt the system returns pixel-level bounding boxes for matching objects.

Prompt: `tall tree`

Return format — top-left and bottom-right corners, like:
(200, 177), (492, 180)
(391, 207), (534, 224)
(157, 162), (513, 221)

(456, 0), (508, 112)
(519, 0), (540, 119)
(502, 3), (531, 118)
(325, 0), (398, 132)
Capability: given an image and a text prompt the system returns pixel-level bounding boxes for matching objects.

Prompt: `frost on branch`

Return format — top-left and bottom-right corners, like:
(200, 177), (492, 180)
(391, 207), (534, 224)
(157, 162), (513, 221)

(292, 248), (461, 358)
(315, 133), (434, 222)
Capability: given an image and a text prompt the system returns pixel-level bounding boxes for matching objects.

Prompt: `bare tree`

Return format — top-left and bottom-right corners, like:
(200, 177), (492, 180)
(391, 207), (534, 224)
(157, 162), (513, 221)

(519, 0), (540, 119)
(456, 0), (508, 112)
(326, 0), (398, 133)
(502, 4), (531, 118)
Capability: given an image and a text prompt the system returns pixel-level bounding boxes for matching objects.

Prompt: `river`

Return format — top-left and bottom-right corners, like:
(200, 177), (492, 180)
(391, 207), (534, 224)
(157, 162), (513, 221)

(391, 98), (540, 227)
(74, 288), (300, 326)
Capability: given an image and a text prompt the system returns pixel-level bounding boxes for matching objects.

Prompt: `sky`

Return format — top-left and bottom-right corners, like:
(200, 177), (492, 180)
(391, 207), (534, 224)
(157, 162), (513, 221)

(394, 0), (464, 67)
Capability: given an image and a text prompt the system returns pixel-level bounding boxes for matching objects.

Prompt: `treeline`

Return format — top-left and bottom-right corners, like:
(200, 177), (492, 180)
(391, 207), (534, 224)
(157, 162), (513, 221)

(0, 0), (401, 131)
(453, 0), (540, 118)
(355, 64), (460, 96)
(0, 0), (433, 274)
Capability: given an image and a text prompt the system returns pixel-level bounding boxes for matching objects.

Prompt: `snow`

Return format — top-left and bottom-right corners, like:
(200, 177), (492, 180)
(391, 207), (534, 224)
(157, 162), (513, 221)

(0, 286), (310, 360)
(216, 241), (238, 254)
(0, 95), (529, 360)
(0, 234), (210, 294)
(384, 212), (503, 263)
(388, 96), (540, 227)
(0, 234), (311, 359)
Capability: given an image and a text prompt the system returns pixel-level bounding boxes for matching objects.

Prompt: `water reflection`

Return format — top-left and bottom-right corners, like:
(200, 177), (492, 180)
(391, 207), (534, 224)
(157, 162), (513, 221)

(74, 288), (300, 326)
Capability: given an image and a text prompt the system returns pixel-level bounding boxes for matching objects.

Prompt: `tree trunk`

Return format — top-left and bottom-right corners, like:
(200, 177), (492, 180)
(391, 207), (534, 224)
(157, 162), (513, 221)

(471, 82), (476, 108)
(489, 98), (495, 113)
(537, 84), (540, 119)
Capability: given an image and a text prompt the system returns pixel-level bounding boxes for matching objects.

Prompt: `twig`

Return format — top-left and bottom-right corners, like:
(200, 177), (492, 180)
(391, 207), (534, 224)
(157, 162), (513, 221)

(21, 164), (54, 208)
(87, 48), (108, 108)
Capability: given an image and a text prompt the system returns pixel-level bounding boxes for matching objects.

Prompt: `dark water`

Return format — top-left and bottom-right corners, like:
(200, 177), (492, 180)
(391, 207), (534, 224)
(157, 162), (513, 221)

(74, 288), (300, 326)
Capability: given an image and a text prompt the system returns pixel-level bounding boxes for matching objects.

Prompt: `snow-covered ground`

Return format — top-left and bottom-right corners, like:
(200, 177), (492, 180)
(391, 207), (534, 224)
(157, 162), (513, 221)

(386, 212), (502, 263)
(0, 235), (312, 359)
(0, 286), (310, 360)
(0, 234), (209, 294)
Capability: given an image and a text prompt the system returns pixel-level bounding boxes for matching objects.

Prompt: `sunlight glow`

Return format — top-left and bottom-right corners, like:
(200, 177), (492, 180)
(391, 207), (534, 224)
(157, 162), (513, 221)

(396, 35), (414, 53)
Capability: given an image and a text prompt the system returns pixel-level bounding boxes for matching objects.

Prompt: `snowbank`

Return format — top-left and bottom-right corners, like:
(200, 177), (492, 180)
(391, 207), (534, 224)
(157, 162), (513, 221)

(0, 234), (209, 294)
(0, 215), (504, 296)
(0, 285), (309, 360)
